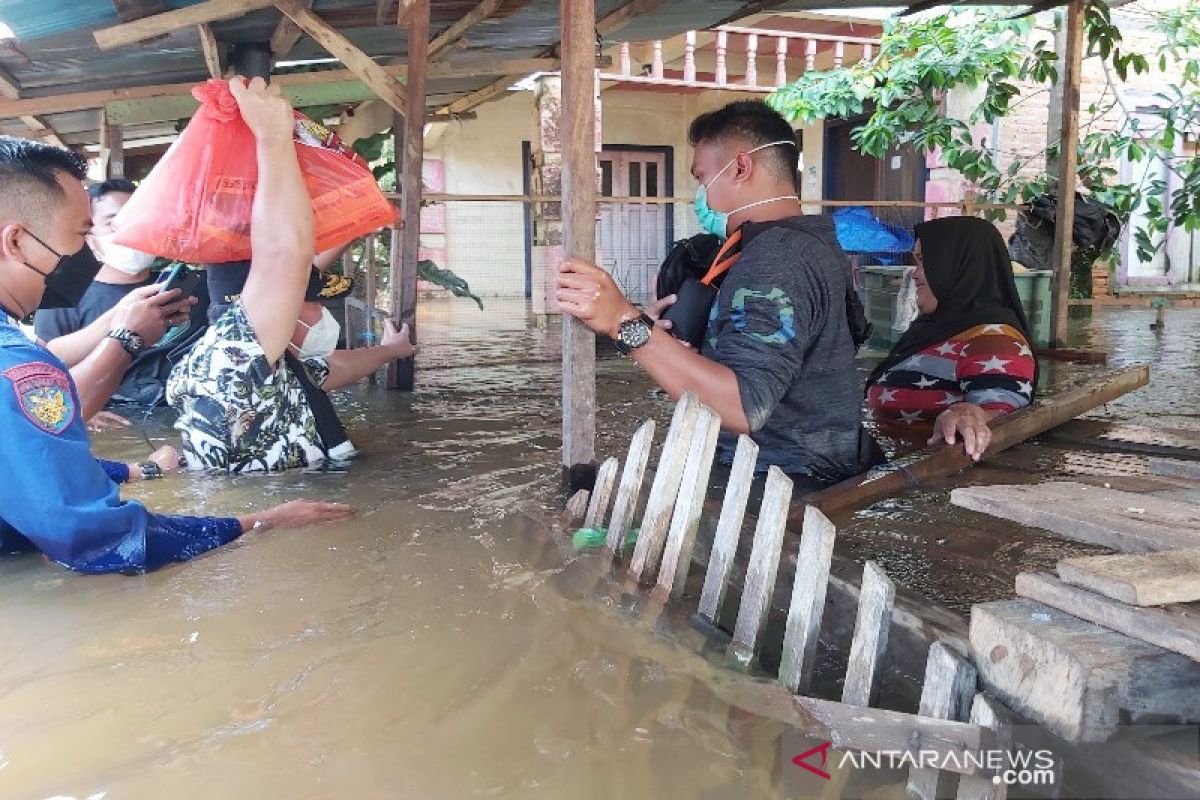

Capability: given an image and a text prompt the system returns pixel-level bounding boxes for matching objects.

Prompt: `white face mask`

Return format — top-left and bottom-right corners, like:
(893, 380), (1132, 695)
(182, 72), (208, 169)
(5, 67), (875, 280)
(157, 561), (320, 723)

(291, 307), (340, 360)
(96, 233), (156, 275)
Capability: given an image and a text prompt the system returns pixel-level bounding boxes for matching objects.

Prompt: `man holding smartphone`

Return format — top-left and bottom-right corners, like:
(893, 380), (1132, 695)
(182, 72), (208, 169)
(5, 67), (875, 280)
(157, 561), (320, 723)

(35, 179), (210, 412)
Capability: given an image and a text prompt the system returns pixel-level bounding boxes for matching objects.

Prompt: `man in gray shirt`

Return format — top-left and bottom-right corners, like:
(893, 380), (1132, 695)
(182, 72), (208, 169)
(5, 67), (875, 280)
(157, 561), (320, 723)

(556, 100), (878, 486)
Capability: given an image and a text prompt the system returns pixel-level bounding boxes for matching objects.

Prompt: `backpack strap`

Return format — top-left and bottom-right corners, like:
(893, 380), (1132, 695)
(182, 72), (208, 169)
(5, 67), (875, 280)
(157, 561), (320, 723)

(700, 228), (744, 285)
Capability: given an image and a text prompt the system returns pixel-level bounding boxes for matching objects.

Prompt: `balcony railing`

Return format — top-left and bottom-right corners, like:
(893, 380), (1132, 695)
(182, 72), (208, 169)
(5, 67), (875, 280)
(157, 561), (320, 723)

(599, 25), (879, 93)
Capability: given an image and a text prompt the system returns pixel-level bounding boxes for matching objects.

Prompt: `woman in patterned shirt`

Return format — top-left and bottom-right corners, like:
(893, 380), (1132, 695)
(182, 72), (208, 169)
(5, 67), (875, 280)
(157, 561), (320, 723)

(866, 216), (1036, 461)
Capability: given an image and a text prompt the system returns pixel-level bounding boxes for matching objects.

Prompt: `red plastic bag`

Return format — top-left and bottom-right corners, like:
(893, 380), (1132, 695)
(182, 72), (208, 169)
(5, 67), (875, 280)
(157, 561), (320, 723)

(114, 78), (399, 263)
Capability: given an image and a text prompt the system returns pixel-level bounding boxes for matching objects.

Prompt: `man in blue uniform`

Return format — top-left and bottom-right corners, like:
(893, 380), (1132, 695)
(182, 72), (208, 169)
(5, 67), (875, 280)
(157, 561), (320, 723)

(0, 78), (354, 574)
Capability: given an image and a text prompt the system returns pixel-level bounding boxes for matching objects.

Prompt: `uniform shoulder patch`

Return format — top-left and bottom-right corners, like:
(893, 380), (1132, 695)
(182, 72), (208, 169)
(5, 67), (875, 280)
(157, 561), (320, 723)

(3, 362), (77, 435)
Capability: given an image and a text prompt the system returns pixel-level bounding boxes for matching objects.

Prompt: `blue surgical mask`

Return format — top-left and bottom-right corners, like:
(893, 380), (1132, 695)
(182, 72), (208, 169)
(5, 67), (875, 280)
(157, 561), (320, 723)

(693, 139), (800, 240)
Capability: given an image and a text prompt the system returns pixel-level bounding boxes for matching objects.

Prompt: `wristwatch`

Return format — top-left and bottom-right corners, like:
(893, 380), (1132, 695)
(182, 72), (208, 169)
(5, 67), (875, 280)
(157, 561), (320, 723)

(613, 313), (655, 355)
(138, 461), (163, 480)
(107, 328), (145, 358)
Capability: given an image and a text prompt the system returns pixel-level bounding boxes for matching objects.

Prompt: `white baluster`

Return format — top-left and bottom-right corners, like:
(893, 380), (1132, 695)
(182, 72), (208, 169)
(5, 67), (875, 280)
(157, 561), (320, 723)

(684, 30), (696, 83)
(775, 36), (788, 87)
(834, 40), (845, 68)
(805, 38), (816, 72)
(745, 33), (758, 86)
(620, 42), (631, 76)
(716, 30), (728, 85)
(652, 39), (664, 79)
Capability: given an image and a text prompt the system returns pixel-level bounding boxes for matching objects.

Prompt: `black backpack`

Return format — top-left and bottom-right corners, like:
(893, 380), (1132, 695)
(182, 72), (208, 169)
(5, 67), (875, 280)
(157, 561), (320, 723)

(654, 231), (871, 351)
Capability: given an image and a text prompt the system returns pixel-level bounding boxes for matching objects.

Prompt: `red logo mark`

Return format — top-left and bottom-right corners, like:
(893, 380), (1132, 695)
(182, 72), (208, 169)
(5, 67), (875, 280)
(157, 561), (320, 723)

(792, 740), (833, 780)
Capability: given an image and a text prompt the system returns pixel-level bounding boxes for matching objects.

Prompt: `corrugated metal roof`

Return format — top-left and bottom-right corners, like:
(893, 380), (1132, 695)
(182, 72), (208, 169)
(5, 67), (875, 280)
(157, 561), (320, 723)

(0, 0), (1043, 147)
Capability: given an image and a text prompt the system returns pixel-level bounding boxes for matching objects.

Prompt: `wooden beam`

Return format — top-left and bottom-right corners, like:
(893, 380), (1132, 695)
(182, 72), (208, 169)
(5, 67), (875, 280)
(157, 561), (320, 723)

(435, 73), (519, 116)
(375, 0), (392, 26)
(94, 0), (277, 50)
(269, 0), (310, 58)
(1049, 0), (1083, 348)
(0, 58), (558, 119)
(596, 0), (666, 38)
(274, 0), (406, 116)
(0, 64), (67, 148)
(559, 0), (598, 486)
(396, 0), (418, 26)
(197, 24), (224, 79)
(1057, 546), (1200, 606)
(428, 0), (502, 61)
(386, 0), (428, 391)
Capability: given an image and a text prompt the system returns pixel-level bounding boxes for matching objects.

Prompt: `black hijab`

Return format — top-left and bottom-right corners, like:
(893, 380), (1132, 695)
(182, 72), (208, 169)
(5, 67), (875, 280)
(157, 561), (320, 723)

(867, 216), (1034, 387)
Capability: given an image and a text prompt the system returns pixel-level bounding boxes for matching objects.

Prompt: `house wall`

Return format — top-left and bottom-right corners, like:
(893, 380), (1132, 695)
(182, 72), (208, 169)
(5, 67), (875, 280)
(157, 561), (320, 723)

(424, 84), (825, 298)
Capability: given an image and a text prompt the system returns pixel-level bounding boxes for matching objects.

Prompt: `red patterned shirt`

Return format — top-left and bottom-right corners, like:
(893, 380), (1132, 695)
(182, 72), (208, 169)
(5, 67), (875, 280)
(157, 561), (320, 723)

(866, 323), (1035, 430)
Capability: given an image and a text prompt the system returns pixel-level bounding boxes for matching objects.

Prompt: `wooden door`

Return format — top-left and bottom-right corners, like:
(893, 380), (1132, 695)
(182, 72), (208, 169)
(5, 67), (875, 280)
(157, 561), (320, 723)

(598, 149), (668, 304)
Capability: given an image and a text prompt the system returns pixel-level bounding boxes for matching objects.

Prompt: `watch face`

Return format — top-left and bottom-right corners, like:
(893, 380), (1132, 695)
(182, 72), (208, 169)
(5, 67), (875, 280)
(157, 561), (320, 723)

(619, 318), (652, 350)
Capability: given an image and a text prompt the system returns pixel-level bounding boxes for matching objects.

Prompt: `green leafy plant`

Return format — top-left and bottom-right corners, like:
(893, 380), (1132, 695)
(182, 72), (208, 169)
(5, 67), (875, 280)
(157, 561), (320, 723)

(768, 1), (1200, 283)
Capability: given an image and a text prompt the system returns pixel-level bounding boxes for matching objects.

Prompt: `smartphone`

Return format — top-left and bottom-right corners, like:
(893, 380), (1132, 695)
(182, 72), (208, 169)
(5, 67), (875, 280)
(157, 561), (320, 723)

(157, 263), (202, 298)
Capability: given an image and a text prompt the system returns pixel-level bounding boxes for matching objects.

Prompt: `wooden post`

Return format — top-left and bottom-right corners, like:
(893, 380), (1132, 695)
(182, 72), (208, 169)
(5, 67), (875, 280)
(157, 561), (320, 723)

(605, 419), (655, 555)
(778, 505), (837, 694)
(730, 466), (793, 664)
(99, 112), (124, 179)
(386, 0), (428, 390)
(559, 0), (598, 490)
(696, 434), (758, 623)
(841, 560), (895, 707)
(1050, 0), (1083, 349)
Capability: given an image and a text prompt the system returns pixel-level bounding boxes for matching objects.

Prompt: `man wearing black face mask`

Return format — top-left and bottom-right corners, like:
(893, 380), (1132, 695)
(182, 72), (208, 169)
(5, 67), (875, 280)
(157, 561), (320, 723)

(0, 134), (355, 573)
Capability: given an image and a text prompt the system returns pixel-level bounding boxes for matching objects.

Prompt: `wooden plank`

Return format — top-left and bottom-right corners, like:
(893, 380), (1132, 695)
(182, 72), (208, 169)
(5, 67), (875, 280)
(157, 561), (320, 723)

(970, 599), (1200, 743)
(840, 560), (895, 707)
(384, 0), (426, 390)
(428, 0), (502, 61)
(805, 365), (1149, 518)
(955, 694), (1012, 800)
(99, 113), (124, 178)
(1049, 0), (1083, 348)
(1016, 571), (1200, 661)
(1057, 546), (1200, 606)
(605, 419), (655, 555)
(1149, 457), (1200, 481)
(656, 407), (720, 599)
(558, 0), (598, 488)
(270, 0), (310, 58)
(197, 24), (224, 79)
(564, 488), (590, 527)
(778, 504), (837, 694)
(730, 466), (793, 662)
(628, 393), (699, 582)
(0, 59), (558, 119)
(950, 481), (1200, 553)
(908, 641), (978, 800)
(696, 434), (758, 622)
(94, 0), (276, 49)
(583, 456), (619, 529)
(274, 0), (407, 116)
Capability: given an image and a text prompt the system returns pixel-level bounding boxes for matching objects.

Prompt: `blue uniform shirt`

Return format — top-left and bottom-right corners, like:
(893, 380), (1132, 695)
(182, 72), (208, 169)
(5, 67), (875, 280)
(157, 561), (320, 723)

(0, 313), (243, 573)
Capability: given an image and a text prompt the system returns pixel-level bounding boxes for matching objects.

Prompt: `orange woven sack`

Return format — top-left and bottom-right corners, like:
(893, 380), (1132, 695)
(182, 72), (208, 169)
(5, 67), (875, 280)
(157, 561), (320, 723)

(114, 78), (398, 263)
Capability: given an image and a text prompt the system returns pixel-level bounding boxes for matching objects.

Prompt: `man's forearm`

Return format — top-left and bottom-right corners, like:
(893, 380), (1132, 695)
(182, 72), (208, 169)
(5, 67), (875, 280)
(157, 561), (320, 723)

(322, 346), (402, 392)
(630, 329), (752, 434)
(70, 338), (131, 420)
(44, 308), (118, 368)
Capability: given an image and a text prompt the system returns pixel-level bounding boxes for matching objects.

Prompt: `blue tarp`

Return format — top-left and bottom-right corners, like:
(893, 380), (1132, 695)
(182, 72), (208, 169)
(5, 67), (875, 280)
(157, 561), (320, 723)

(832, 206), (915, 265)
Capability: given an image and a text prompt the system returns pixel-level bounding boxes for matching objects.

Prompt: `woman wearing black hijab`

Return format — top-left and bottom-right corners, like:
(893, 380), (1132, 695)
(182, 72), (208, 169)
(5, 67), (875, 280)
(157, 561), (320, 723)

(866, 216), (1037, 461)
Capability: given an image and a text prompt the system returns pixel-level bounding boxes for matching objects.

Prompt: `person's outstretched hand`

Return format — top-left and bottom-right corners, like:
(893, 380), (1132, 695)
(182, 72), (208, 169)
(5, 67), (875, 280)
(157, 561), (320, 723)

(228, 76), (294, 143)
(238, 500), (356, 533)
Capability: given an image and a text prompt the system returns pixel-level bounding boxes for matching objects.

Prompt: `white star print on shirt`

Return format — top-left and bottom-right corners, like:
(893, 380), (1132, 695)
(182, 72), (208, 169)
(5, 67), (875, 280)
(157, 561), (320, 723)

(914, 375), (940, 389)
(877, 387), (898, 404)
(898, 410), (924, 425)
(976, 355), (1011, 373)
(937, 391), (961, 406)
(982, 324), (1007, 334)
(934, 342), (958, 356)
(1016, 343), (1033, 357)
(1017, 380), (1033, 396)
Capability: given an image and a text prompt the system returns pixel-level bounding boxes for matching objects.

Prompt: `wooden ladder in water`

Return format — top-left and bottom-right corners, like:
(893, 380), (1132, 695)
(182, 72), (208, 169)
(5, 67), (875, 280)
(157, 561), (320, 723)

(563, 391), (1046, 800)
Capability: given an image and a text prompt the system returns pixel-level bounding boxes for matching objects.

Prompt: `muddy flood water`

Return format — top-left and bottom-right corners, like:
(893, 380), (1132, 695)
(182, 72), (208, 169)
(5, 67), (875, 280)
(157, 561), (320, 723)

(1, 300), (1196, 799)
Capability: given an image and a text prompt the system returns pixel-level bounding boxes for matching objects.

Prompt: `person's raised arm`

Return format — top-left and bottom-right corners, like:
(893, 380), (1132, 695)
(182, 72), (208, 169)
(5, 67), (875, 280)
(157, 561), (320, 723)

(232, 77), (315, 365)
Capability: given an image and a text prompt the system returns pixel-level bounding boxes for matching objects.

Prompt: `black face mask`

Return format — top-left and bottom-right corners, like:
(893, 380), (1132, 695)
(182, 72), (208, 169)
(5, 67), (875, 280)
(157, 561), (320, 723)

(21, 229), (103, 310)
